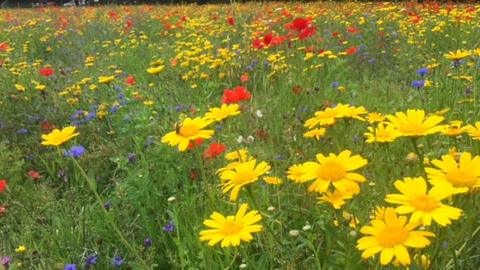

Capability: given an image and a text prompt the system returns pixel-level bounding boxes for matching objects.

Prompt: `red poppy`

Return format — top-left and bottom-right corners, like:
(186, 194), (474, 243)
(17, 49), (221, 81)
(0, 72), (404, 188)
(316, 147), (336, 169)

(188, 138), (204, 149)
(345, 46), (358, 55)
(222, 86), (252, 104)
(288, 17), (310, 32)
(108, 11), (120, 20)
(39, 67), (54, 77)
(347, 26), (360, 34)
(0, 179), (7, 193)
(125, 76), (136, 85)
(203, 143), (226, 159)
(227, 16), (235, 26)
(240, 74), (249, 83)
(28, 170), (41, 181)
(40, 120), (55, 133)
(0, 42), (9, 52)
(299, 27), (316, 40)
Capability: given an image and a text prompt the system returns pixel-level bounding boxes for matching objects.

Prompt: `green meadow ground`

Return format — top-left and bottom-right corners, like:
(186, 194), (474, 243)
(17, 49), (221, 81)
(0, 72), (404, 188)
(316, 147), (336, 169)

(0, 2), (479, 269)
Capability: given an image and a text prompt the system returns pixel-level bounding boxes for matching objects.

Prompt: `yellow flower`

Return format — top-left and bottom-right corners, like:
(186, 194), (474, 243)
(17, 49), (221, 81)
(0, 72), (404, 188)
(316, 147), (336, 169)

(304, 107), (339, 128)
(146, 65), (165, 75)
(15, 84), (26, 92)
(161, 117), (214, 152)
(464, 122), (480, 140)
(98, 75), (115, 84)
(35, 84), (46, 91)
(386, 109), (444, 137)
(199, 203), (262, 247)
(263, 176), (282, 185)
(385, 177), (462, 226)
(364, 123), (401, 143)
(441, 120), (465, 137)
(15, 245), (27, 253)
(41, 126), (79, 146)
(425, 152), (480, 194)
(224, 149), (249, 161)
(204, 104), (240, 122)
(356, 208), (435, 266)
(366, 112), (385, 124)
(336, 104), (368, 121)
(317, 189), (353, 209)
(443, 49), (471, 60)
(219, 159), (270, 201)
(143, 100), (155, 106)
(286, 164), (310, 183)
(295, 150), (367, 194)
(303, 128), (326, 140)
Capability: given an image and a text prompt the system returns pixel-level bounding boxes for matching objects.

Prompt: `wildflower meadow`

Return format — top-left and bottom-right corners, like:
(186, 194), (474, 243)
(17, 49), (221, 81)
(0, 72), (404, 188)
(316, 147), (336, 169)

(0, 2), (480, 269)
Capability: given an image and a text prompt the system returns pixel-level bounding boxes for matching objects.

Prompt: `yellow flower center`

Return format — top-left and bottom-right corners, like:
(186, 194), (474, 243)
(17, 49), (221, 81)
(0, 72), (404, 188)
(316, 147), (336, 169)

(180, 124), (199, 137)
(399, 123), (426, 134)
(220, 218), (243, 236)
(235, 170), (257, 184)
(410, 194), (438, 211)
(318, 161), (346, 181)
(378, 226), (409, 247)
(446, 168), (477, 188)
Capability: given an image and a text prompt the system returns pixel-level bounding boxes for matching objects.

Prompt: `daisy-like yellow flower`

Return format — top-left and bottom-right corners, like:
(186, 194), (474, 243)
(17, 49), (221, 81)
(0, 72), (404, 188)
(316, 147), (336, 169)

(441, 120), (465, 137)
(317, 189), (353, 209)
(15, 84), (26, 92)
(224, 149), (249, 161)
(263, 176), (282, 185)
(15, 245), (27, 253)
(464, 122), (480, 140)
(385, 177), (462, 226)
(146, 65), (165, 75)
(356, 208), (435, 266)
(98, 75), (115, 84)
(41, 126), (79, 146)
(296, 150), (368, 194)
(425, 152), (480, 194)
(303, 128), (326, 140)
(443, 49), (471, 60)
(199, 203), (262, 247)
(34, 84), (46, 91)
(336, 104), (368, 121)
(364, 123), (401, 143)
(204, 104), (240, 122)
(286, 164), (309, 183)
(219, 159), (270, 201)
(304, 107), (339, 128)
(366, 112), (385, 124)
(385, 109), (444, 137)
(161, 117), (214, 152)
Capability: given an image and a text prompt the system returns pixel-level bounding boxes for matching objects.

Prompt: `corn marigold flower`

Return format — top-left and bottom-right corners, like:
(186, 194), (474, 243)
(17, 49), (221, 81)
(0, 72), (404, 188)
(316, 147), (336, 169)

(98, 75), (115, 84)
(41, 126), (79, 146)
(443, 49), (471, 60)
(441, 120), (465, 137)
(199, 203), (262, 247)
(304, 107), (339, 128)
(385, 177), (462, 226)
(204, 104), (241, 122)
(425, 152), (480, 194)
(224, 149), (249, 161)
(356, 208), (435, 266)
(146, 65), (165, 75)
(464, 122), (480, 140)
(263, 176), (282, 185)
(385, 109), (444, 137)
(303, 128), (326, 140)
(336, 104), (368, 121)
(290, 150), (367, 194)
(364, 123), (401, 143)
(161, 117), (214, 152)
(15, 245), (26, 253)
(317, 189), (353, 209)
(219, 159), (270, 201)
(366, 112), (385, 124)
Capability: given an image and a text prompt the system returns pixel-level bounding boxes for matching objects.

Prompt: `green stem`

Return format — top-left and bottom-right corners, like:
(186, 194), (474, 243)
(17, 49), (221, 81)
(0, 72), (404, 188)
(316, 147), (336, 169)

(410, 138), (425, 172)
(194, 149), (215, 206)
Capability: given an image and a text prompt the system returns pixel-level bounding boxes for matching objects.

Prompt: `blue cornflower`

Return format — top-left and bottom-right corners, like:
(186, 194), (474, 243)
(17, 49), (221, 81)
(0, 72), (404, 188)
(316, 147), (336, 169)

(331, 82), (340, 88)
(84, 254), (97, 267)
(411, 80), (425, 88)
(127, 153), (137, 164)
(111, 256), (124, 267)
(163, 221), (175, 232)
(144, 237), (153, 247)
(416, 67), (429, 76)
(215, 125), (223, 131)
(64, 264), (76, 270)
(64, 145), (86, 158)
(103, 201), (111, 210)
(17, 128), (29, 135)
